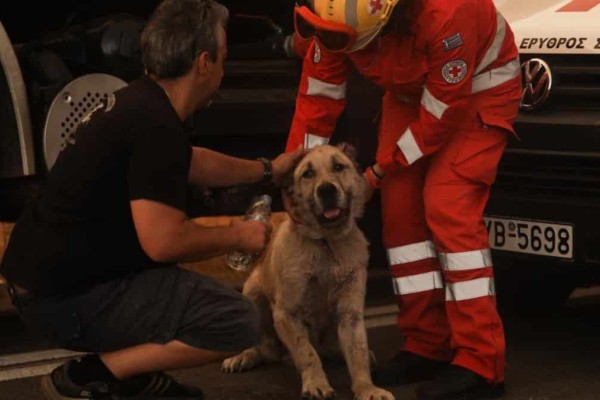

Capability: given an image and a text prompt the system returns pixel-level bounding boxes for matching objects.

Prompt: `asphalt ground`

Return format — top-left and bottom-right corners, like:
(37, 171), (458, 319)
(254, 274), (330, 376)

(1, 290), (600, 400)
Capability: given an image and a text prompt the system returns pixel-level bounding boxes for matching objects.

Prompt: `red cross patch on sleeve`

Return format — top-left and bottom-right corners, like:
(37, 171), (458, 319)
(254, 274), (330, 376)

(441, 60), (468, 84)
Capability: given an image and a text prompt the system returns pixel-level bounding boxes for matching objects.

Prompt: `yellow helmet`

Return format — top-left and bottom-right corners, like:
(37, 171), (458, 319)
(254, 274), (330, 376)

(302, 0), (400, 52)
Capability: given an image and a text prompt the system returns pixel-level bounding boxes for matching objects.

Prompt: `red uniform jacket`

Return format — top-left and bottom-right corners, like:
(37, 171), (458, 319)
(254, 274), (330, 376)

(286, 0), (522, 172)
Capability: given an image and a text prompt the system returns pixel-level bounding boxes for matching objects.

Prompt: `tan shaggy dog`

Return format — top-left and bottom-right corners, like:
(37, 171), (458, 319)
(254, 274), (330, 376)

(222, 144), (394, 400)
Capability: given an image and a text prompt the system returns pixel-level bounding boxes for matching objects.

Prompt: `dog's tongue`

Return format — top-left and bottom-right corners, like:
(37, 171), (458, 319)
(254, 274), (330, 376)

(323, 208), (342, 220)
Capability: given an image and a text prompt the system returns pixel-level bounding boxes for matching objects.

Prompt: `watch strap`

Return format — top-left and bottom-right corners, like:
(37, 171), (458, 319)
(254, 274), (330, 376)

(257, 157), (273, 184)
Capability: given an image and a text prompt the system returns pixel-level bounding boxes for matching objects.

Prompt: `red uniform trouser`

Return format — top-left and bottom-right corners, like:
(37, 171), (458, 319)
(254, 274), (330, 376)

(379, 114), (508, 383)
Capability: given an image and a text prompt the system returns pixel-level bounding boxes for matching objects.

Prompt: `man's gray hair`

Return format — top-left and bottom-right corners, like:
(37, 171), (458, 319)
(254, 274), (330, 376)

(141, 0), (229, 79)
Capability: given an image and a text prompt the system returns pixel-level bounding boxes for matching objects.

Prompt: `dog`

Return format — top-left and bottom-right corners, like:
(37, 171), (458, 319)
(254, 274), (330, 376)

(222, 143), (394, 400)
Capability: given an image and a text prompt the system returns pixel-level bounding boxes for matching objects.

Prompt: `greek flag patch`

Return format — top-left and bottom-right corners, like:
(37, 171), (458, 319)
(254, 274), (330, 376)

(442, 33), (463, 51)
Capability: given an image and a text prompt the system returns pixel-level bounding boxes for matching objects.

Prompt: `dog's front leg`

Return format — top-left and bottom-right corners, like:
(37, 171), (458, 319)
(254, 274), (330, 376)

(337, 274), (395, 400)
(273, 309), (335, 399)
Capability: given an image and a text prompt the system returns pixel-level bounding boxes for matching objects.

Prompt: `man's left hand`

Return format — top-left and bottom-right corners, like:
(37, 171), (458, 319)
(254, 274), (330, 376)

(271, 145), (305, 186)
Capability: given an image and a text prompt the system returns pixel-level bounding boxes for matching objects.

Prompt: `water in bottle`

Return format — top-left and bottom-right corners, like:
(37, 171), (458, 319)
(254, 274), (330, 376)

(226, 194), (272, 272)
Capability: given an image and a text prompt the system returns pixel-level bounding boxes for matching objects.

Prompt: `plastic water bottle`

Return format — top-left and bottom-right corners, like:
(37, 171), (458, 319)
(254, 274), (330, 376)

(225, 194), (272, 272)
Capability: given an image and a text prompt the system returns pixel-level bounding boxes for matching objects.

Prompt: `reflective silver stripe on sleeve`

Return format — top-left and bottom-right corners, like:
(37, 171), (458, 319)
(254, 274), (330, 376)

(396, 127), (424, 165)
(474, 11), (507, 75)
(446, 277), (496, 301)
(387, 241), (438, 265)
(304, 133), (330, 149)
(421, 87), (449, 120)
(306, 77), (347, 100)
(439, 249), (493, 271)
(393, 271), (444, 295)
(472, 58), (520, 94)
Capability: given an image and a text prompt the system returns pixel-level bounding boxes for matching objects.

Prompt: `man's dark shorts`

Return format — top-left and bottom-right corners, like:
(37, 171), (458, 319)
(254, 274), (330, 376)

(12, 267), (260, 353)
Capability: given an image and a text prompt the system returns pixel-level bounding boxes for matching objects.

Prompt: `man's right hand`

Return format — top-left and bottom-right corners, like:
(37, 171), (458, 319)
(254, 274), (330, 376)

(230, 218), (272, 254)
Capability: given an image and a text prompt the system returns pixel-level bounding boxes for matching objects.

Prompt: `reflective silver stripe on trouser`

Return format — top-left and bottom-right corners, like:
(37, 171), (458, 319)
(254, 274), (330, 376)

(388, 241), (441, 295)
(440, 249), (496, 301)
(306, 77), (347, 100)
(387, 240), (438, 265)
(304, 133), (330, 149)
(474, 10), (507, 75)
(396, 127), (423, 165)
(421, 87), (449, 120)
(439, 249), (493, 271)
(472, 58), (521, 94)
(392, 271), (444, 295)
(446, 278), (496, 301)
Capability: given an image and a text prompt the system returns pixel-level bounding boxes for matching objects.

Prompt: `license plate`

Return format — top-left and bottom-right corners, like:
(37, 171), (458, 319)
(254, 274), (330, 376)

(484, 216), (574, 259)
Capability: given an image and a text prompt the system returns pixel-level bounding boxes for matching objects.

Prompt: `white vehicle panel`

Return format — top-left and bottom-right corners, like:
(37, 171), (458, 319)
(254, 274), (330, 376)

(495, 0), (600, 54)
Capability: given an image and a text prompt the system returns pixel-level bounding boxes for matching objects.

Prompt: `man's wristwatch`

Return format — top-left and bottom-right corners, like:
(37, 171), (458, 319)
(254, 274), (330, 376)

(257, 157), (273, 184)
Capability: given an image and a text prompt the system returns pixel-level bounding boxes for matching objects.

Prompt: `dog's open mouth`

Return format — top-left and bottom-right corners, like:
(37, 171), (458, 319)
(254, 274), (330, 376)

(317, 207), (349, 226)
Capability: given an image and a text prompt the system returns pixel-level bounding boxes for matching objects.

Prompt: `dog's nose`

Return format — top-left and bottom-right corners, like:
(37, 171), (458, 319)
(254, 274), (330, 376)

(317, 183), (338, 202)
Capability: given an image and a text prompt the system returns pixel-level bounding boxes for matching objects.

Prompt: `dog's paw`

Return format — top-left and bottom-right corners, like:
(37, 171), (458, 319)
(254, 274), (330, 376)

(221, 349), (262, 373)
(353, 384), (395, 400)
(301, 378), (336, 399)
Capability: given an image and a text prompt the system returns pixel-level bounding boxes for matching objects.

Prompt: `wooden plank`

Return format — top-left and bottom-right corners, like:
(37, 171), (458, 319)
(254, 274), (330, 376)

(0, 222), (15, 312)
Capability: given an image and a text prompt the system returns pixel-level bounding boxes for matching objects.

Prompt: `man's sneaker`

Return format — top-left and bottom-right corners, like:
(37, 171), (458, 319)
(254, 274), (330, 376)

(371, 351), (449, 386)
(416, 365), (505, 400)
(41, 360), (204, 399)
(121, 371), (205, 399)
(41, 361), (117, 399)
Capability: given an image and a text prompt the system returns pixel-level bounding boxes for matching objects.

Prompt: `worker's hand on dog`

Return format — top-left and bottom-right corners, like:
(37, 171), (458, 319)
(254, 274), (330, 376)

(272, 145), (305, 187)
(363, 177), (376, 203)
(363, 163), (384, 202)
(231, 218), (272, 254)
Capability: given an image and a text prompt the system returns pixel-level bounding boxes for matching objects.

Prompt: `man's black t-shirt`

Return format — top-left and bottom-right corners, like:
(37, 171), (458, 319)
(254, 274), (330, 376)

(0, 76), (192, 296)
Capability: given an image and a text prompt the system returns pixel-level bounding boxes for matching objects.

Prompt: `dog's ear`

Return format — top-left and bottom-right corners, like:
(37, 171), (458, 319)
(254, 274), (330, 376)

(336, 142), (358, 162)
(335, 142), (362, 174)
(280, 155), (304, 215)
(280, 154), (303, 195)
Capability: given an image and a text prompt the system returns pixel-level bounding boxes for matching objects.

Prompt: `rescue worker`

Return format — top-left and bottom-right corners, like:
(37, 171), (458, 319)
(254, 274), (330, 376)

(285, 0), (522, 399)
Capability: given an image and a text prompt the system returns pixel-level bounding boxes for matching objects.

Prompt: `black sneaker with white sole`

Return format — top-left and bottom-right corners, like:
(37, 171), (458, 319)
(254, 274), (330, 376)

(41, 360), (204, 400)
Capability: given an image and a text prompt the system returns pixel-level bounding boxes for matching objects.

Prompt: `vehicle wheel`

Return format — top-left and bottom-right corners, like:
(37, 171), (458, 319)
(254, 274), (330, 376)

(495, 263), (576, 316)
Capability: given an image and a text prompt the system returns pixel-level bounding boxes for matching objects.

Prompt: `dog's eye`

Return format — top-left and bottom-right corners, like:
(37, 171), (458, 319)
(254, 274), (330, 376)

(302, 169), (315, 179)
(333, 163), (346, 172)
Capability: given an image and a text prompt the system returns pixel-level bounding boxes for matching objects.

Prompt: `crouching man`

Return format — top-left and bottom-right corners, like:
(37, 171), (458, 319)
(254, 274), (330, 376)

(0, 0), (303, 398)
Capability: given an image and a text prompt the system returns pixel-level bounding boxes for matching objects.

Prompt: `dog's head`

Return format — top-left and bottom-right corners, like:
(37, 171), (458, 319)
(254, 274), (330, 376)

(282, 143), (367, 239)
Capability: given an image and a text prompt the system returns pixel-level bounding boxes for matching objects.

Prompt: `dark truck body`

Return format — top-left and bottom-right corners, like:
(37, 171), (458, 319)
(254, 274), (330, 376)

(2, 0), (599, 311)
(483, 1), (600, 312)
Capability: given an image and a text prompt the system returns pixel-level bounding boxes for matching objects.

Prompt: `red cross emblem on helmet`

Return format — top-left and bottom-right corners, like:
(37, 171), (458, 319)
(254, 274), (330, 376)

(368, 0), (383, 15)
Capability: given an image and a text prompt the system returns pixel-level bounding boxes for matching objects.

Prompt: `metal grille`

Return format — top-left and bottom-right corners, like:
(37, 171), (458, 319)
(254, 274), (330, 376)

(43, 73), (127, 170)
(494, 150), (600, 202)
(521, 54), (600, 111)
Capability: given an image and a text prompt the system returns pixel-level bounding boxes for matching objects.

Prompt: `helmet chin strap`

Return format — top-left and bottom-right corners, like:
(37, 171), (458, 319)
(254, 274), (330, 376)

(350, 25), (385, 52)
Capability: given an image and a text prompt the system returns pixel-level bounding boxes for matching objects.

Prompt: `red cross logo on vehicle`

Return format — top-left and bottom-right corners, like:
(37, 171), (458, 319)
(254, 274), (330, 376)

(369, 0), (383, 15)
(558, 0), (600, 12)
